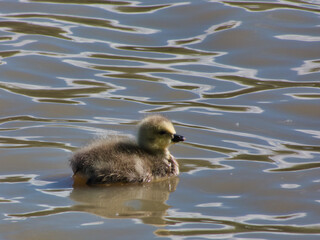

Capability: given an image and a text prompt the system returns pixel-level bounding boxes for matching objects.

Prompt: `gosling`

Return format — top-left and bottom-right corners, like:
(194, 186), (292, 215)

(70, 115), (185, 185)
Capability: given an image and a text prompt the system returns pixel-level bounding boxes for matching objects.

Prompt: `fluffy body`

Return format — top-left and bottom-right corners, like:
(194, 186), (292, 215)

(70, 115), (184, 185)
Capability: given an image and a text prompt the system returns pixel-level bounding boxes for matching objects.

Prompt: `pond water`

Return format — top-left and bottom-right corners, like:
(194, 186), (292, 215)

(0, 0), (320, 239)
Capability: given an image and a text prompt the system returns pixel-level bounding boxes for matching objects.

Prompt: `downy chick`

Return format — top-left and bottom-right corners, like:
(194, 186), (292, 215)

(70, 115), (185, 185)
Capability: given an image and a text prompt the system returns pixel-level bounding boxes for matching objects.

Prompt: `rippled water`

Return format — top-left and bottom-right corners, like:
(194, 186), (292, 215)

(0, 0), (320, 239)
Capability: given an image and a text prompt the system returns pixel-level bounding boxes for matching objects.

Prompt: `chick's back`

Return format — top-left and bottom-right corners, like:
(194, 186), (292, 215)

(70, 137), (153, 184)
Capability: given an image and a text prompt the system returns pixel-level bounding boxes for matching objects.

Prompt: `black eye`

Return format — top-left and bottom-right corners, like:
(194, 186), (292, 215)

(159, 130), (167, 135)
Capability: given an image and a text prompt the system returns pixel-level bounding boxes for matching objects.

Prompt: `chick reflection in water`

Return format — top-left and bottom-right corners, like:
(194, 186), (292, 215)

(70, 115), (185, 185)
(70, 177), (179, 225)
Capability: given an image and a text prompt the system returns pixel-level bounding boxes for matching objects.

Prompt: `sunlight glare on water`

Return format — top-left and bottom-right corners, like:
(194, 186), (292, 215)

(0, 0), (320, 239)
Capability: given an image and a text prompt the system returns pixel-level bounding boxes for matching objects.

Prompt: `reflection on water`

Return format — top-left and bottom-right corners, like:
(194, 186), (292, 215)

(202, 74), (320, 99)
(7, 177), (178, 226)
(0, 79), (114, 104)
(156, 219), (320, 237)
(223, 1), (320, 13)
(0, 0), (320, 239)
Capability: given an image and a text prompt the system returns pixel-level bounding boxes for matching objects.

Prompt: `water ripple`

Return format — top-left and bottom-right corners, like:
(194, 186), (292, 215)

(29, 0), (130, 5)
(0, 0), (319, 239)
(6, 13), (155, 34)
(116, 45), (218, 57)
(156, 216), (320, 236)
(0, 136), (74, 150)
(109, 97), (259, 113)
(0, 79), (113, 104)
(203, 74), (320, 99)
(0, 20), (71, 40)
(223, 1), (320, 13)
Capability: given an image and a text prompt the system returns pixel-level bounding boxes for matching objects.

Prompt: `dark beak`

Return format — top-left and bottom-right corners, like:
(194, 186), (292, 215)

(172, 134), (185, 143)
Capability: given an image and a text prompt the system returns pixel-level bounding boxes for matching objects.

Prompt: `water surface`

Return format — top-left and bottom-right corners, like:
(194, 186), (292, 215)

(0, 0), (320, 239)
